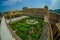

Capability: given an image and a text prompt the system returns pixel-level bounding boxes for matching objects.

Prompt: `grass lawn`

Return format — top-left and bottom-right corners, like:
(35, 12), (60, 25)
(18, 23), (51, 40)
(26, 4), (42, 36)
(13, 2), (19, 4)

(9, 17), (44, 40)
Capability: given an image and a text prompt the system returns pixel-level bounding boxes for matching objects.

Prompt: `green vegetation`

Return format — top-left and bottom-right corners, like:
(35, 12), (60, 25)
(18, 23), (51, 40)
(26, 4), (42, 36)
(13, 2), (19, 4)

(0, 12), (2, 17)
(49, 9), (60, 14)
(9, 17), (44, 40)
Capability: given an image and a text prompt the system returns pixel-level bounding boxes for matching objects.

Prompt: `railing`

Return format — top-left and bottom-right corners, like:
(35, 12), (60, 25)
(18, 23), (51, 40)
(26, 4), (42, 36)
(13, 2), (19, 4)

(40, 22), (53, 40)
(39, 22), (49, 40)
(5, 17), (22, 40)
(40, 15), (53, 40)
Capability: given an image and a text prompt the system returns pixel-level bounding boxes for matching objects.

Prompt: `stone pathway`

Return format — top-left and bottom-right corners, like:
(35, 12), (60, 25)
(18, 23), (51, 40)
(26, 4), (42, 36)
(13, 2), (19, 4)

(0, 17), (2, 40)
(6, 16), (28, 23)
(0, 23), (1, 40)
(1, 16), (16, 40)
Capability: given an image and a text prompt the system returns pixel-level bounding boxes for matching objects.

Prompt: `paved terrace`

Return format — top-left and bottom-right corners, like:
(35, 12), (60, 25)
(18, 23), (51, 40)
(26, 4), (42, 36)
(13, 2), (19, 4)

(1, 16), (28, 40)
(1, 16), (16, 40)
(0, 22), (1, 40)
(6, 16), (28, 23)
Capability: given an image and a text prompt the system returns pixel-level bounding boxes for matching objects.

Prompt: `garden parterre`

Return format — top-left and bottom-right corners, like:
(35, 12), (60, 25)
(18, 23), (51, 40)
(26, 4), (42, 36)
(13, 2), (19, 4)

(9, 17), (44, 40)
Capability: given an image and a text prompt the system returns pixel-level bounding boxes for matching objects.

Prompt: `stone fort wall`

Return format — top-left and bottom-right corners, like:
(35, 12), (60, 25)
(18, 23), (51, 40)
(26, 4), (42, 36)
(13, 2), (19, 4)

(4, 5), (60, 40)
(22, 5), (48, 18)
(4, 5), (48, 19)
(48, 12), (60, 23)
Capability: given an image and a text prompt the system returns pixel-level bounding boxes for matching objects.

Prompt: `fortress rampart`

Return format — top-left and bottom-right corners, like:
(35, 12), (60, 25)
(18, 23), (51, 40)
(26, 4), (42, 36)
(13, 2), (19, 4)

(4, 5), (48, 19)
(3, 5), (60, 40)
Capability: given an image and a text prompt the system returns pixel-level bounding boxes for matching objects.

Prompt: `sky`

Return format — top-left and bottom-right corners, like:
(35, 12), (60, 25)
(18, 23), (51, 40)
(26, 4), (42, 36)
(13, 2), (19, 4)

(0, 0), (60, 12)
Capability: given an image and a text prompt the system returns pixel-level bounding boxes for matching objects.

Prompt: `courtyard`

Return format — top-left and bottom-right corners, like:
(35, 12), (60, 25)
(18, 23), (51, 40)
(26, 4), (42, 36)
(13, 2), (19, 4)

(9, 16), (44, 40)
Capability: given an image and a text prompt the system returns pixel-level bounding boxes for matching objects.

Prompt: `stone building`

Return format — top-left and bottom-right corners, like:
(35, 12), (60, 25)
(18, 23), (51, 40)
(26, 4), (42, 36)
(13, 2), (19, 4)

(22, 5), (48, 18)
(4, 5), (60, 40)
(48, 12), (60, 40)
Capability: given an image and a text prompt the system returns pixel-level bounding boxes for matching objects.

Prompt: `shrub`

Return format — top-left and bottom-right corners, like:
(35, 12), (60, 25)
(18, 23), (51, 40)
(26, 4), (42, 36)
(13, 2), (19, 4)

(20, 33), (28, 40)
(31, 33), (38, 40)
(9, 17), (44, 40)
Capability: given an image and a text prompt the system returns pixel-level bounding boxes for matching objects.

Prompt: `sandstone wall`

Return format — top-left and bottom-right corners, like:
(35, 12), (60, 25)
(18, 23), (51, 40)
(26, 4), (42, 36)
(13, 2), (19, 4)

(22, 12), (47, 18)
(22, 6), (48, 18)
(4, 6), (48, 19)
(58, 16), (60, 22)
(49, 12), (60, 23)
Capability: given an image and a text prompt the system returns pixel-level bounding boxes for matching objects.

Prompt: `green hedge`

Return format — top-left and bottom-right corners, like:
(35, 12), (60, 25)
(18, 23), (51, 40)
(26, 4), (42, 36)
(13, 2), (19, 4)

(9, 17), (44, 40)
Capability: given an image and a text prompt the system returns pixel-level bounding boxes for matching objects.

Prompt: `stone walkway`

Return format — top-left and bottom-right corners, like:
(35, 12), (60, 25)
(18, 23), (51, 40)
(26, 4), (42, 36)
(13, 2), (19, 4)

(1, 16), (16, 40)
(6, 16), (28, 23)
(0, 23), (1, 40)
(1, 16), (28, 40)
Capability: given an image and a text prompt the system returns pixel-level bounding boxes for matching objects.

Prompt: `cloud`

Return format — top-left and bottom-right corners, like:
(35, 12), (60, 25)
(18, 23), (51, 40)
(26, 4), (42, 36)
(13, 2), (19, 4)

(2, 0), (23, 6)
(51, 0), (60, 9)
